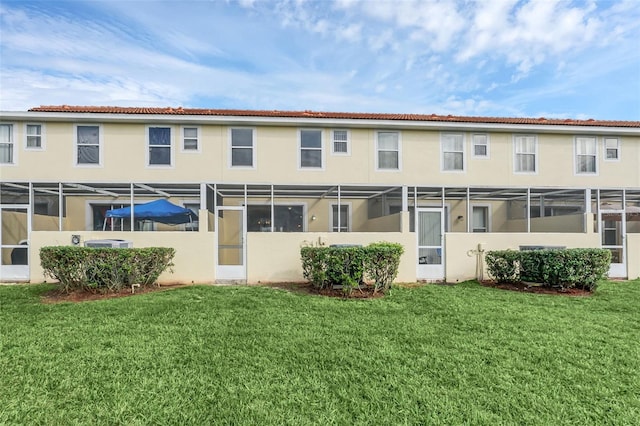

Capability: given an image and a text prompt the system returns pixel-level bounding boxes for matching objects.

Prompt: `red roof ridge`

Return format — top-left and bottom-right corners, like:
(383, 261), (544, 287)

(25, 105), (640, 127)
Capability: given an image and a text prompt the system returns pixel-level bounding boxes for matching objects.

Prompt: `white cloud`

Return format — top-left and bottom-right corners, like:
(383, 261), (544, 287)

(0, 0), (638, 120)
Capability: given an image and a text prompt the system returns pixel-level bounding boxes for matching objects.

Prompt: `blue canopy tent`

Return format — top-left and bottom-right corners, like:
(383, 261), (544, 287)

(104, 199), (197, 230)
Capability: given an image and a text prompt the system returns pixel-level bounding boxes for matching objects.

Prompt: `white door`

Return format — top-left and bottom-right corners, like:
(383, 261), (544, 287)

(0, 205), (31, 282)
(216, 206), (246, 281)
(416, 208), (444, 280)
(601, 210), (626, 278)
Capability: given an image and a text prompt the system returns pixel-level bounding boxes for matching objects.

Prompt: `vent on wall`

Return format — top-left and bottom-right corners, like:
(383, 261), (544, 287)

(84, 239), (133, 249)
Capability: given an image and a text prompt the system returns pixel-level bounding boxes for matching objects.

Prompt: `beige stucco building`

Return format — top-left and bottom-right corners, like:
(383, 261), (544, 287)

(1, 106), (639, 283)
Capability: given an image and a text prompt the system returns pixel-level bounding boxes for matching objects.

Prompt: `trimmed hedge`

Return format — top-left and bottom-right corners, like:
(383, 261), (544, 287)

(486, 248), (611, 291)
(40, 246), (175, 293)
(301, 242), (404, 295)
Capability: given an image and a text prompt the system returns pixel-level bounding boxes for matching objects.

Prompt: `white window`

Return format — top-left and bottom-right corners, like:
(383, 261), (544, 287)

(331, 204), (351, 232)
(604, 137), (620, 161)
(299, 129), (323, 169)
(25, 124), (44, 149)
(472, 134), (489, 158)
(441, 133), (465, 171)
(182, 127), (199, 152)
(147, 126), (172, 166)
(472, 206), (489, 233)
(514, 135), (537, 173)
(575, 136), (597, 174)
(75, 124), (101, 166)
(230, 128), (256, 168)
(376, 131), (400, 170)
(0, 123), (14, 164)
(331, 130), (350, 155)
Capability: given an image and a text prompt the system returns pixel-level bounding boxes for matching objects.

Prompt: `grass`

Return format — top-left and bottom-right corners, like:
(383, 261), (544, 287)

(1, 280), (639, 425)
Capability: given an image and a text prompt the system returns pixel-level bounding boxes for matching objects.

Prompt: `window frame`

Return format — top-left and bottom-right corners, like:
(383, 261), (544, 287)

(74, 124), (103, 167)
(229, 127), (257, 169)
(24, 123), (45, 150)
(330, 202), (352, 232)
(471, 133), (489, 159)
(440, 132), (466, 172)
(603, 137), (620, 162)
(471, 204), (491, 233)
(180, 126), (200, 153)
(574, 135), (598, 175)
(146, 125), (174, 168)
(298, 129), (324, 170)
(0, 122), (16, 165)
(375, 130), (401, 171)
(331, 129), (351, 156)
(513, 134), (538, 174)
(246, 202), (307, 232)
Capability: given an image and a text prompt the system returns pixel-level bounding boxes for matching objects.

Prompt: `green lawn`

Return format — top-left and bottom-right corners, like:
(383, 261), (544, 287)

(1, 281), (639, 425)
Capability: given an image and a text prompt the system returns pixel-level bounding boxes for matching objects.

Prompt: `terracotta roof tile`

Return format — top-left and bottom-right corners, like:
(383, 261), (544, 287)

(27, 105), (640, 128)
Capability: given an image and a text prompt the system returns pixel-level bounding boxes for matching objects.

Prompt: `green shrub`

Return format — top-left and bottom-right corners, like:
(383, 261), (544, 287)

(364, 242), (404, 294)
(301, 242), (404, 295)
(486, 248), (611, 291)
(40, 246), (175, 293)
(485, 250), (520, 283)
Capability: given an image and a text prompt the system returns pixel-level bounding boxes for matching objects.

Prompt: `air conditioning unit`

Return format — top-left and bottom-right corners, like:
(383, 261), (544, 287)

(84, 239), (133, 248)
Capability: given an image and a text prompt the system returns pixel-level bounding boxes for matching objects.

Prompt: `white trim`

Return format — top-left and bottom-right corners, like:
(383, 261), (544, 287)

(4, 111), (638, 135)
(24, 123), (45, 150)
(215, 205), (247, 281)
(0, 122), (17, 166)
(573, 135), (599, 176)
(228, 127), (257, 169)
(375, 130), (402, 171)
(329, 202), (352, 232)
(471, 133), (489, 159)
(145, 125), (174, 168)
(416, 207), (445, 280)
(603, 136), (621, 162)
(512, 134), (538, 175)
(298, 128), (324, 170)
(180, 125), (201, 153)
(440, 132), (466, 172)
(330, 129), (351, 156)
(471, 204), (491, 232)
(73, 123), (103, 168)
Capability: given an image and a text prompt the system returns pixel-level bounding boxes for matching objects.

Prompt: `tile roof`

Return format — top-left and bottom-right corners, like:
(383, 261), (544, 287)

(28, 105), (640, 128)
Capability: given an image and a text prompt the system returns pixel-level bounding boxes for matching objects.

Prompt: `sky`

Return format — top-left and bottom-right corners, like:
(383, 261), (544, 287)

(1, 0), (639, 120)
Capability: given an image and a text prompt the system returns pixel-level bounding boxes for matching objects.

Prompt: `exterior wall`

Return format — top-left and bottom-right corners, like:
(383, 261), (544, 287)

(506, 213), (586, 233)
(2, 121), (639, 188)
(20, 227), (636, 284)
(444, 232), (601, 283)
(29, 231), (216, 284)
(359, 212), (402, 232)
(246, 231), (416, 283)
(627, 234), (640, 280)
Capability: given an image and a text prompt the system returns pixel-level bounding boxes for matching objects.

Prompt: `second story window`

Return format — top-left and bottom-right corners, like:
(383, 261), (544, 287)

(575, 136), (597, 174)
(514, 135), (537, 173)
(299, 129), (323, 169)
(472, 134), (489, 158)
(182, 127), (199, 151)
(376, 131), (400, 170)
(26, 124), (44, 149)
(0, 124), (14, 164)
(230, 128), (255, 167)
(148, 126), (172, 166)
(604, 137), (620, 161)
(442, 133), (464, 171)
(76, 125), (100, 165)
(332, 130), (349, 155)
